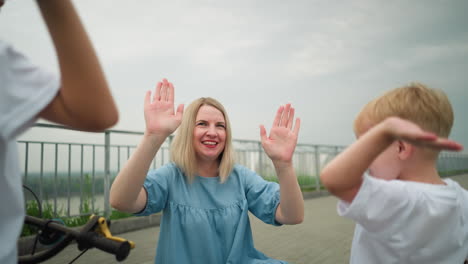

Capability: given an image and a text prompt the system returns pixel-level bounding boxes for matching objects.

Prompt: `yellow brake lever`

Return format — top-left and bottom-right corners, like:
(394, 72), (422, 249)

(91, 214), (136, 249)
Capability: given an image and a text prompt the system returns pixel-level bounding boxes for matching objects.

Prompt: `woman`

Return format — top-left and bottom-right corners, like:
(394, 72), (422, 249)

(110, 78), (304, 263)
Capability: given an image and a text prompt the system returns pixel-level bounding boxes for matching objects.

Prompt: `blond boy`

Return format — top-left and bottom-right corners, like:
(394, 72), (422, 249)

(320, 83), (468, 263)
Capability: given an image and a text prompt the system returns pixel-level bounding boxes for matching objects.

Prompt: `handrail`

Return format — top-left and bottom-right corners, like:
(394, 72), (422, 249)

(19, 123), (468, 219)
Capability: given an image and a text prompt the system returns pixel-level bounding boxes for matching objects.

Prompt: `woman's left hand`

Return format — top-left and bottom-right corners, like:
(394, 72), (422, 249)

(260, 104), (301, 166)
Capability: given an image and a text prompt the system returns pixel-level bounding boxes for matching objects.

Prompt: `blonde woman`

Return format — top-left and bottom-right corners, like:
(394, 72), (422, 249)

(110, 78), (304, 263)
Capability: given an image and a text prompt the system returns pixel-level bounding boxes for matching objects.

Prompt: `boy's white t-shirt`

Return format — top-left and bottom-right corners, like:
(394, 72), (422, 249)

(338, 173), (468, 264)
(0, 40), (59, 263)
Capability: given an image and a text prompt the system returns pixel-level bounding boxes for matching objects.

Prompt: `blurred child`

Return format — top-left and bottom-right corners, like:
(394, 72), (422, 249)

(320, 83), (467, 263)
(0, 0), (118, 263)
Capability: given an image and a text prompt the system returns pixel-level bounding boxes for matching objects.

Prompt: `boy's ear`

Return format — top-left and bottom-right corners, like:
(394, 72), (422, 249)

(397, 140), (413, 160)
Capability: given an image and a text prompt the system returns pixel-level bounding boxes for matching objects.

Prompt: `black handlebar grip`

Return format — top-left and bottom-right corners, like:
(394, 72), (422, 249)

(77, 232), (131, 261)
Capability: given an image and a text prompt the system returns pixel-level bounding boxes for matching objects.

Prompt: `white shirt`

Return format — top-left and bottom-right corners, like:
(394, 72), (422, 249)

(338, 174), (468, 264)
(0, 40), (59, 264)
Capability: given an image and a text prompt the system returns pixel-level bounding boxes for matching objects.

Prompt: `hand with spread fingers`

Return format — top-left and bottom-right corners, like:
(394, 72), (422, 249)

(110, 78), (184, 215)
(144, 78), (184, 138)
(260, 104), (301, 165)
(260, 103), (304, 225)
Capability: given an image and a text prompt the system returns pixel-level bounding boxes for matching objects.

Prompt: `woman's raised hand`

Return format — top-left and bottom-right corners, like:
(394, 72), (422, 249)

(144, 79), (184, 137)
(260, 104), (301, 165)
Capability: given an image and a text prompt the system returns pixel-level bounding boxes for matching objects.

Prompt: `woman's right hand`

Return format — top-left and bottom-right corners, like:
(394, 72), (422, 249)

(144, 78), (184, 137)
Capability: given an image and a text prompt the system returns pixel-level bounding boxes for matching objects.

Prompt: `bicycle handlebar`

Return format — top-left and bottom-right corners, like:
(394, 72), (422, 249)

(19, 215), (134, 263)
(76, 232), (131, 262)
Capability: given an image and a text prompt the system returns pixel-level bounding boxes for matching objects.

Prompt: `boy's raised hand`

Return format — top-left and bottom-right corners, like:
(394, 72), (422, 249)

(260, 104), (301, 165)
(382, 117), (463, 151)
(144, 79), (184, 138)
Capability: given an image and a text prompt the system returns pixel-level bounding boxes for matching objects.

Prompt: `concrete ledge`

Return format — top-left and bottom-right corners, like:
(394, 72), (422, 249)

(109, 213), (161, 235)
(303, 190), (330, 199)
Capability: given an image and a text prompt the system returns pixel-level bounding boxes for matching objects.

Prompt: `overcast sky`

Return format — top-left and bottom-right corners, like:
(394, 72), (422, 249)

(2, 0), (467, 151)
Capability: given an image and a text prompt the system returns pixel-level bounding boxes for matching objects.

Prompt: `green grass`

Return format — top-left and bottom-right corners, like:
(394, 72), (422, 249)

(22, 199), (90, 237)
(439, 169), (468, 177)
(110, 210), (133, 219)
(21, 173), (134, 237)
(263, 174), (323, 192)
(300, 185), (326, 192)
(22, 199), (136, 237)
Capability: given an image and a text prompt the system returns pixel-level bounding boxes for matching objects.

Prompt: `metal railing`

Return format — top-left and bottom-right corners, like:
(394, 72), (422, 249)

(18, 123), (468, 218)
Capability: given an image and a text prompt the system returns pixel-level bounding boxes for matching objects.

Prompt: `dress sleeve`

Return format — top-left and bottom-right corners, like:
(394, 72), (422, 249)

(133, 165), (172, 216)
(0, 41), (60, 140)
(337, 174), (418, 236)
(243, 166), (282, 226)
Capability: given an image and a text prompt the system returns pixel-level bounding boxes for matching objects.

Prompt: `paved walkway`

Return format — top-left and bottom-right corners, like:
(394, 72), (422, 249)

(40, 195), (354, 264)
(38, 174), (468, 264)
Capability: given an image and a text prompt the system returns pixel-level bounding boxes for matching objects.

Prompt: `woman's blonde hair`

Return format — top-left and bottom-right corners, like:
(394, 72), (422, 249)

(170, 97), (235, 183)
(354, 82), (454, 138)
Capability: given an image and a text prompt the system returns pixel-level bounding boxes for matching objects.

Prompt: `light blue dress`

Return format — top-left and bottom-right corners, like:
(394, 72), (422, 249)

(135, 162), (287, 264)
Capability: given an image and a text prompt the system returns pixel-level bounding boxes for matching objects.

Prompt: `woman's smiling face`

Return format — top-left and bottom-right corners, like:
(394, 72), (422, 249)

(193, 105), (226, 163)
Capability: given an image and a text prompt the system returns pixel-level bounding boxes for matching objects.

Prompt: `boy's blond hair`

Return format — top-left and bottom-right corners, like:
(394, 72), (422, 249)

(354, 83), (454, 138)
(170, 97), (235, 183)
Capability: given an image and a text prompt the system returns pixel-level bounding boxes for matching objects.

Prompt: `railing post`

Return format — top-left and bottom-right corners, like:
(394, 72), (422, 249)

(24, 142), (29, 183)
(104, 131), (111, 218)
(54, 144), (58, 216)
(67, 144), (71, 217)
(168, 134), (173, 164)
(314, 145), (321, 192)
(39, 143), (44, 206)
(258, 142), (264, 177)
(92, 145), (96, 213)
(117, 146), (121, 172)
(80, 145), (84, 214)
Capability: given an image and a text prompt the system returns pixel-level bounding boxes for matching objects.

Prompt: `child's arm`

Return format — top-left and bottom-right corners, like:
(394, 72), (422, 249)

(320, 117), (463, 203)
(36, 0), (118, 131)
(110, 79), (183, 213)
(260, 104), (304, 225)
